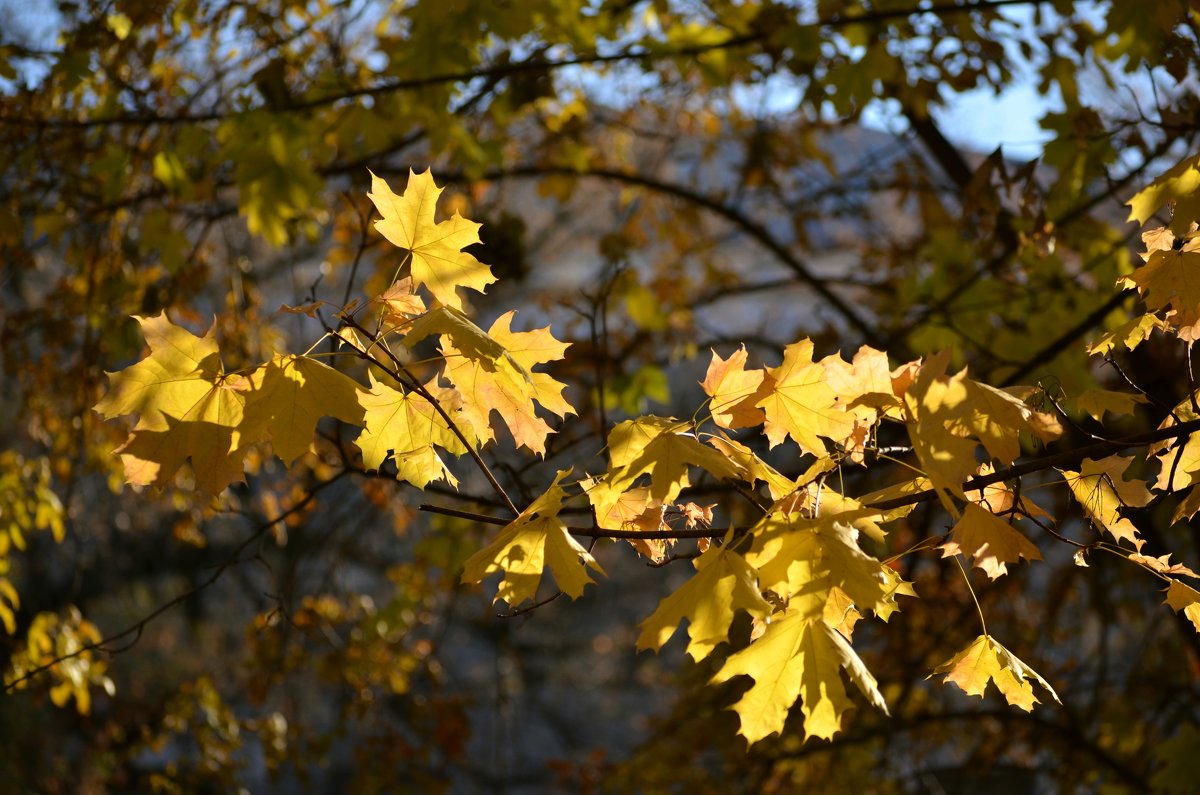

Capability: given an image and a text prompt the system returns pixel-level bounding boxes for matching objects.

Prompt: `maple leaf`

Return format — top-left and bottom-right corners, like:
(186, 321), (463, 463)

(823, 586), (862, 640)
(965, 463), (1050, 520)
(580, 477), (669, 560)
(636, 545), (772, 661)
(756, 340), (859, 455)
(115, 382), (250, 494)
(901, 352), (981, 512)
(373, 277), (426, 330)
(602, 416), (744, 505)
(932, 635), (1060, 711)
(701, 345), (768, 429)
(1164, 580), (1200, 633)
(1126, 152), (1200, 235)
(1129, 552), (1199, 579)
(367, 169), (495, 310)
(1120, 245), (1200, 341)
(94, 313), (224, 430)
(356, 373), (468, 489)
(95, 314), (254, 493)
(1075, 389), (1148, 421)
(1174, 486), (1200, 523)
(941, 503), (1041, 580)
(1061, 455), (1153, 548)
(433, 310), (572, 454)
(461, 471), (603, 605)
(746, 516), (910, 620)
(705, 433), (795, 500)
(951, 380), (1061, 464)
(711, 611), (888, 742)
(1151, 405), (1200, 493)
(1087, 312), (1168, 356)
(241, 354), (365, 466)
(904, 351), (1060, 514)
(1154, 433), (1200, 493)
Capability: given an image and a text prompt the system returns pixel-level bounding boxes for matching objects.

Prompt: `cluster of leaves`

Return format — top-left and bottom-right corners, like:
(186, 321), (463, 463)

(6, 0), (1200, 790)
(88, 162), (1200, 747)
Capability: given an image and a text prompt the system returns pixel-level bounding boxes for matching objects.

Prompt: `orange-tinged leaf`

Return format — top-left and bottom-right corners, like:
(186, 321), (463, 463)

(1061, 455), (1153, 548)
(757, 340), (858, 455)
(932, 635), (1060, 711)
(461, 471), (603, 605)
(1129, 552), (1199, 579)
(242, 354), (365, 466)
(355, 373), (467, 489)
(374, 277), (426, 328)
(701, 345), (768, 429)
(636, 545), (772, 660)
(941, 503), (1041, 580)
(368, 169), (495, 310)
(712, 611), (888, 742)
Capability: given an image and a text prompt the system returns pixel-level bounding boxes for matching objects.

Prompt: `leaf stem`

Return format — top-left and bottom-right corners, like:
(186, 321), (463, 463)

(953, 554), (988, 638)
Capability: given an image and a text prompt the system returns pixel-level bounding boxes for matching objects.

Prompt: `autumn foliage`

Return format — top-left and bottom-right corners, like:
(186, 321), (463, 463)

(6, 1), (1200, 792)
(82, 164), (1200, 746)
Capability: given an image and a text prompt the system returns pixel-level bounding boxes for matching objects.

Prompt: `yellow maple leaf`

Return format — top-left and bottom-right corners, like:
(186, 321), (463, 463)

(94, 313), (223, 430)
(705, 433), (795, 501)
(95, 314), (255, 493)
(1151, 403), (1200, 493)
(1164, 580), (1200, 633)
(242, 354), (365, 466)
(904, 351), (1059, 514)
(636, 545), (772, 661)
(712, 611), (888, 742)
(700, 345), (768, 429)
(1120, 246), (1200, 341)
(1126, 152), (1200, 235)
(931, 634), (1060, 711)
(461, 471), (603, 605)
(115, 381), (250, 494)
(757, 340), (859, 455)
(436, 310), (572, 455)
(902, 352), (980, 513)
(941, 503), (1041, 580)
(367, 169), (495, 310)
(1087, 312), (1168, 356)
(746, 516), (910, 620)
(1060, 455), (1153, 548)
(603, 416), (743, 505)
(355, 373), (467, 489)
(1154, 433), (1200, 493)
(1075, 389), (1148, 422)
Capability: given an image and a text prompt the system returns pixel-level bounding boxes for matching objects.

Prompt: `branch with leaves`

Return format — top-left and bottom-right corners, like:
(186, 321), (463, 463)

(72, 156), (1200, 746)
